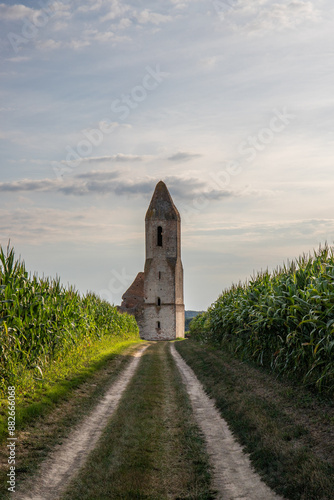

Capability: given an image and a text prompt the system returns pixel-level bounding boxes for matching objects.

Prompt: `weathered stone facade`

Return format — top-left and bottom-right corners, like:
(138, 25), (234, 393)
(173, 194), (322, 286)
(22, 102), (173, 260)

(118, 272), (144, 321)
(119, 181), (185, 340)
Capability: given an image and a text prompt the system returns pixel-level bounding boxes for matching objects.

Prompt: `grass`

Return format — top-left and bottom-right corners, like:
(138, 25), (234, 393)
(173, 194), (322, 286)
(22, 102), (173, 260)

(0, 340), (143, 498)
(0, 336), (143, 443)
(175, 339), (334, 500)
(62, 342), (215, 500)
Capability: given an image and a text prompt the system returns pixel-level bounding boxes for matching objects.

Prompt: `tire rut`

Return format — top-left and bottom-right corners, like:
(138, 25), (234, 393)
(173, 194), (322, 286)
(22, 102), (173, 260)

(170, 343), (285, 500)
(15, 344), (149, 500)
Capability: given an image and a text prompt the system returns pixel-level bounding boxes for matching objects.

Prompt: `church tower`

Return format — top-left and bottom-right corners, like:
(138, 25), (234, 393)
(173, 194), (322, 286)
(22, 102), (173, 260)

(142, 181), (185, 340)
(119, 180), (185, 340)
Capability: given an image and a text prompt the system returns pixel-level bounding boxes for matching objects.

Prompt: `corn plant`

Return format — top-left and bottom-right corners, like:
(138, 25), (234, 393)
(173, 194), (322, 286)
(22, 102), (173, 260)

(190, 245), (334, 395)
(0, 244), (139, 398)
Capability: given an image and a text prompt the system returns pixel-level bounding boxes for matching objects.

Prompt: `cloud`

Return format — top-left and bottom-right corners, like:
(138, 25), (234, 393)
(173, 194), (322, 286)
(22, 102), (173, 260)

(0, 107), (17, 112)
(100, 153), (145, 162)
(117, 18), (132, 30)
(0, 1), (71, 24)
(36, 39), (63, 51)
(135, 10), (173, 25)
(99, 0), (130, 22)
(217, 0), (321, 32)
(99, 3), (172, 25)
(1, 1), (130, 55)
(0, 171), (235, 200)
(166, 177), (232, 201)
(249, 1), (320, 30)
(0, 206), (136, 244)
(0, 3), (36, 21)
(167, 151), (202, 162)
(190, 218), (334, 244)
(67, 39), (91, 50)
(35, 38), (93, 52)
(75, 171), (119, 180)
(200, 56), (217, 69)
(52, 20), (69, 31)
(0, 179), (56, 192)
(91, 31), (130, 44)
(61, 154), (147, 165)
(77, 0), (104, 14)
(170, 0), (196, 10)
(61, 28), (131, 48)
(5, 56), (31, 62)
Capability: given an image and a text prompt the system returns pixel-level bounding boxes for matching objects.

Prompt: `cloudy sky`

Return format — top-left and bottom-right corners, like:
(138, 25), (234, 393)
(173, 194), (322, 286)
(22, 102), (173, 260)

(1, 0), (334, 310)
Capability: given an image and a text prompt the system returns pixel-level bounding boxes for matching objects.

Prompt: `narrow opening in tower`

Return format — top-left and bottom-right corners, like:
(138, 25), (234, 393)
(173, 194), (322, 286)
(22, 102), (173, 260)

(158, 271), (161, 280)
(157, 226), (163, 246)
(157, 297), (161, 306)
(157, 321), (161, 329)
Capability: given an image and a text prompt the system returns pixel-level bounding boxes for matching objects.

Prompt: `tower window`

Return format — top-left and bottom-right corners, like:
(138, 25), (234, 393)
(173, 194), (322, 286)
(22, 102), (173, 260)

(157, 297), (161, 306)
(157, 226), (163, 246)
(157, 321), (161, 329)
(158, 271), (161, 280)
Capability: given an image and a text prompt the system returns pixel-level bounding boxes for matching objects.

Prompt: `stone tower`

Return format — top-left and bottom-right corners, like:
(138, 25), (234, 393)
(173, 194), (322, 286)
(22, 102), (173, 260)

(119, 181), (185, 340)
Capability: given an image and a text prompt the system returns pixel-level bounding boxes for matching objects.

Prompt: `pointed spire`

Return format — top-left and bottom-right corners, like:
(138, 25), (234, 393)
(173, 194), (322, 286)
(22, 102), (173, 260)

(145, 181), (180, 221)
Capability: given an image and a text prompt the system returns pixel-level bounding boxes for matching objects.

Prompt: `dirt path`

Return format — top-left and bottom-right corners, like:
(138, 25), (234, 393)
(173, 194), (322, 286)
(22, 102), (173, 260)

(13, 341), (287, 499)
(61, 341), (213, 499)
(170, 343), (284, 500)
(15, 344), (148, 500)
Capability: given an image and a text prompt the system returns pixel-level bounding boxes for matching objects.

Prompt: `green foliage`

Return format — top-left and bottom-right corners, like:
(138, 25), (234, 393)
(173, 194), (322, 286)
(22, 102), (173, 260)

(185, 310), (204, 332)
(0, 243), (139, 399)
(190, 246), (334, 395)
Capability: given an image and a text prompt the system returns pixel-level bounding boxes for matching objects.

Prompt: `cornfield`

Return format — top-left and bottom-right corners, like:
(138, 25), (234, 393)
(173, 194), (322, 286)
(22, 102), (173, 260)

(190, 246), (334, 395)
(0, 244), (138, 398)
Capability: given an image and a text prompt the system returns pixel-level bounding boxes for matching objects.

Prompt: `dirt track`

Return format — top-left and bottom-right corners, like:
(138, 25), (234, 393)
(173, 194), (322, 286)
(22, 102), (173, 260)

(15, 342), (285, 499)
(170, 343), (284, 500)
(15, 345), (148, 500)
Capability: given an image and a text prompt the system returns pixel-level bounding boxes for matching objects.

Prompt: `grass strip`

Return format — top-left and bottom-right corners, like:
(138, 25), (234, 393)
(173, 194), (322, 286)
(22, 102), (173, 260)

(0, 336), (141, 442)
(0, 339), (143, 498)
(62, 341), (214, 500)
(175, 339), (334, 500)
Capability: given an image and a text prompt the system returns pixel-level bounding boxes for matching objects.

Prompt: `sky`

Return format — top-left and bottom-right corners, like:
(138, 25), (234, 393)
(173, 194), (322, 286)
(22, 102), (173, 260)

(1, 0), (334, 311)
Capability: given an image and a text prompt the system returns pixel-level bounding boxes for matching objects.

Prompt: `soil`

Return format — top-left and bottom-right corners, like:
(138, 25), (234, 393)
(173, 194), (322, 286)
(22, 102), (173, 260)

(7, 341), (309, 499)
(170, 343), (285, 500)
(14, 344), (148, 500)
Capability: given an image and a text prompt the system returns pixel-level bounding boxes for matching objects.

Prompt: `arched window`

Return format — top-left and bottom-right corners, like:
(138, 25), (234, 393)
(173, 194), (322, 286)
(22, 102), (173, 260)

(157, 226), (163, 246)
(157, 321), (161, 329)
(157, 297), (161, 306)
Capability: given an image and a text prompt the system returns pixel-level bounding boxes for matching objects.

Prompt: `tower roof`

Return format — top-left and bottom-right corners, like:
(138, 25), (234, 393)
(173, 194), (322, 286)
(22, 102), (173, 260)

(145, 181), (180, 221)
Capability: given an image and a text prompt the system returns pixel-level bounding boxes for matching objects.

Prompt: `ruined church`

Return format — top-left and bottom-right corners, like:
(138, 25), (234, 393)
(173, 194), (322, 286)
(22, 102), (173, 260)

(119, 181), (185, 340)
